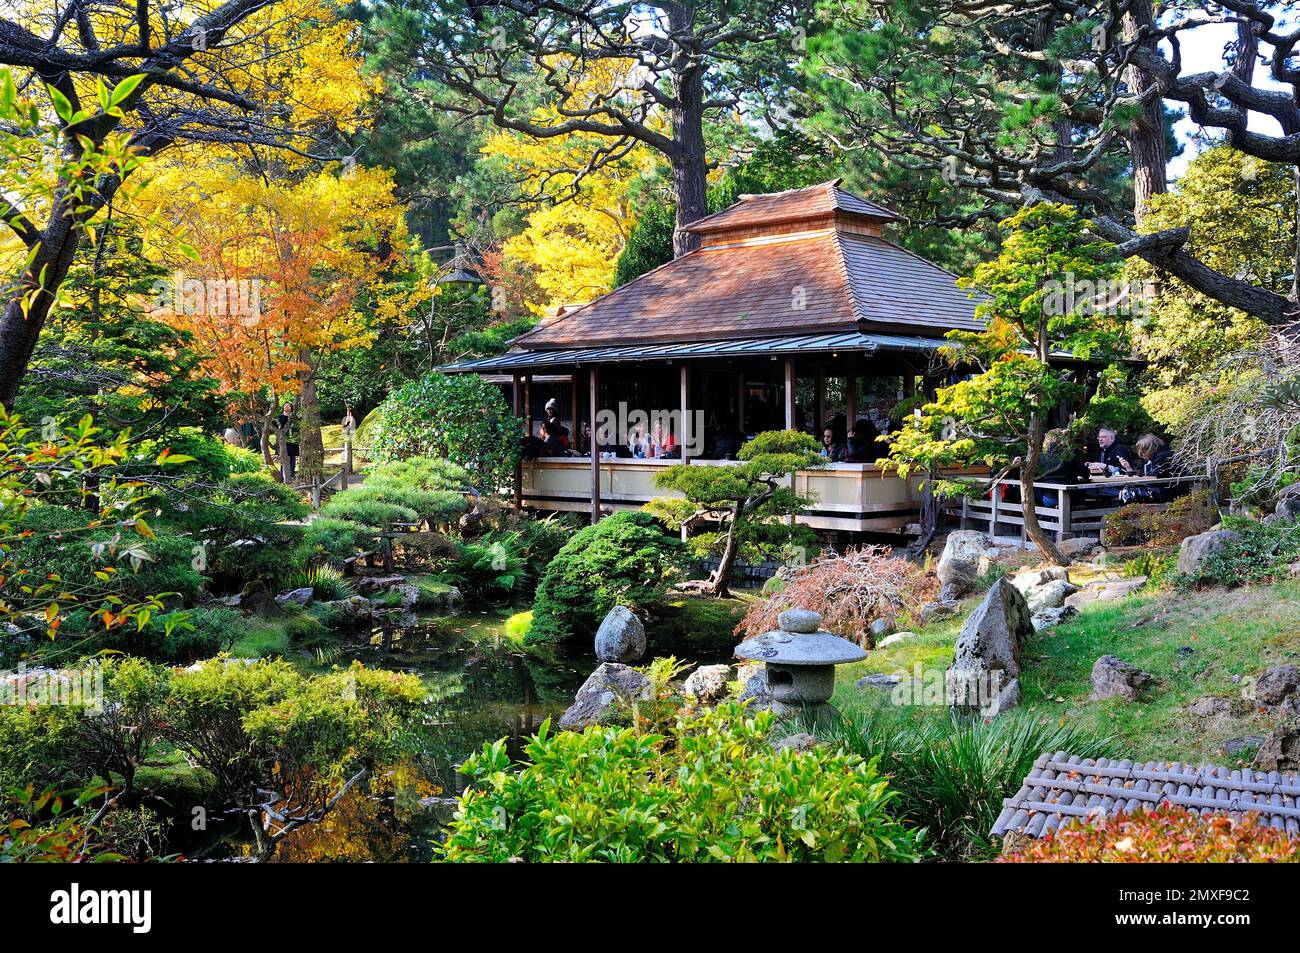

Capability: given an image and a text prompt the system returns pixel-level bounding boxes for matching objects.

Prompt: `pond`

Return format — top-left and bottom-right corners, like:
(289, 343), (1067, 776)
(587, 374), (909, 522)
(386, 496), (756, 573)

(173, 607), (727, 862)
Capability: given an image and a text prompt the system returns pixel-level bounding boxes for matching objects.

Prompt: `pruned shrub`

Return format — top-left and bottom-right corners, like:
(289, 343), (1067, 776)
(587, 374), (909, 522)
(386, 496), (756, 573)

(367, 373), (521, 493)
(527, 511), (686, 645)
(737, 546), (933, 645)
(1185, 516), (1300, 585)
(443, 703), (927, 863)
(999, 806), (1300, 862)
(1101, 488), (1215, 548)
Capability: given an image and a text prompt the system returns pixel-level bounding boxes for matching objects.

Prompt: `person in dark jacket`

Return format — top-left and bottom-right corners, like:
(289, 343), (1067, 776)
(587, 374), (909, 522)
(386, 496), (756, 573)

(838, 418), (882, 463)
(820, 427), (846, 462)
(1118, 433), (1177, 503)
(1087, 427), (1135, 476)
(276, 402), (299, 480)
(1035, 428), (1090, 508)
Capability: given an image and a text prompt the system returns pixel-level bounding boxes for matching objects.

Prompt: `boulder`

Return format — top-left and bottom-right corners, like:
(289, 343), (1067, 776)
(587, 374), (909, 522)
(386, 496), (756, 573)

(1090, 655), (1154, 701)
(1224, 735), (1268, 758)
(236, 579), (278, 615)
(683, 664), (732, 703)
(936, 530), (991, 600)
(319, 595), (375, 623)
(1254, 723), (1300, 772)
(857, 673), (901, 691)
(869, 617), (896, 641)
(1187, 695), (1231, 718)
(777, 608), (821, 634)
(1057, 536), (1101, 559)
(1253, 664), (1300, 706)
(275, 587), (313, 608)
(877, 630), (918, 649)
(1176, 529), (1241, 577)
(354, 575), (407, 594)
(1031, 605), (1078, 632)
(945, 578), (1033, 714)
(1275, 484), (1300, 523)
(594, 605), (647, 663)
(1064, 576), (1147, 611)
(918, 600), (959, 625)
(1010, 566), (1070, 594)
(557, 663), (652, 731)
(772, 733), (818, 753)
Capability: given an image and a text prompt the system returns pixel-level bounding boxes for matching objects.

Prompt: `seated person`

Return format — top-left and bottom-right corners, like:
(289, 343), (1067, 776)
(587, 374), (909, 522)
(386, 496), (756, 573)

(819, 426), (845, 461)
(1035, 428), (1090, 508)
(709, 415), (746, 460)
(1087, 426), (1136, 477)
(647, 420), (676, 459)
(542, 399), (570, 449)
(628, 423), (649, 458)
(524, 421), (571, 458)
(1119, 433), (1177, 503)
(837, 418), (882, 463)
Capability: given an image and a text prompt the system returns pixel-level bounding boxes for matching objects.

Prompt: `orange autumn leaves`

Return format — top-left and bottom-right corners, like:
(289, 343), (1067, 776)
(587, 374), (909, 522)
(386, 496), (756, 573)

(139, 164), (413, 405)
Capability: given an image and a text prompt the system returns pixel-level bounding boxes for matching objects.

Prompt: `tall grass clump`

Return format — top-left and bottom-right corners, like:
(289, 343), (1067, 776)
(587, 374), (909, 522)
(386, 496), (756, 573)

(810, 707), (1122, 860)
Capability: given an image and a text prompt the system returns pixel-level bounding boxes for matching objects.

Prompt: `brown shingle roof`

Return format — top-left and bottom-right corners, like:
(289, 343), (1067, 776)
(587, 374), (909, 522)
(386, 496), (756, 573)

(992, 753), (1300, 840)
(682, 179), (899, 235)
(513, 226), (982, 349)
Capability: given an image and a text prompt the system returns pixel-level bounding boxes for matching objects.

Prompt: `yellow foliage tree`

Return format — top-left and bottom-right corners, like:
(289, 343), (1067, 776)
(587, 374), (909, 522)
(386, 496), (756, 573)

(480, 60), (658, 313)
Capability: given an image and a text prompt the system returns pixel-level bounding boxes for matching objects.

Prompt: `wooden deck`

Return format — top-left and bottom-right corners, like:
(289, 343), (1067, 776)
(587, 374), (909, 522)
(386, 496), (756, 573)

(519, 457), (984, 533)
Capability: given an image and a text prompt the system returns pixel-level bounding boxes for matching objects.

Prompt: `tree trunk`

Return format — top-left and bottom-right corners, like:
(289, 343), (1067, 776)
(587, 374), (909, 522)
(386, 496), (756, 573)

(668, 7), (708, 258)
(1021, 412), (1068, 566)
(0, 212), (83, 408)
(296, 349), (324, 480)
(1121, 0), (1167, 220)
(707, 503), (742, 598)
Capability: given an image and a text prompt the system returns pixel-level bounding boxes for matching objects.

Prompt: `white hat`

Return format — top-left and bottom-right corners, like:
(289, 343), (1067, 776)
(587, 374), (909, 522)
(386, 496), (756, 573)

(544, 398), (558, 411)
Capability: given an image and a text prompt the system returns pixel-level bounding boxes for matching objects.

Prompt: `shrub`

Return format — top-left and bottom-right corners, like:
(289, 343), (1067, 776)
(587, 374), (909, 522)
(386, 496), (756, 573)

(368, 372), (521, 493)
(319, 493), (418, 529)
(304, 517), (376, 566)
(443, 703), (927, 863)
(503, 610), (532, 642)
(1101, 488), (1215, 548)
(365, 457), (472, 493)
(162, 471), (309, 589)
(9, 504), (204, 604)
(528, 511), (686, 644)
(88, 606), (243, 663)
(1000, 806), (1300, 862)
(817, 708), (1121, 860)
(738, 546), (934, 645)
(647, 596), (746, 654)
(1185, 516), (1300, 585)
(135, 428), (263, 482)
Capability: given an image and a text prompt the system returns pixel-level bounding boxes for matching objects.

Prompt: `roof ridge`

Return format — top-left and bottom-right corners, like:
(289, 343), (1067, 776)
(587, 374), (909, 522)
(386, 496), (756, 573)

(736, 178), (843, 202)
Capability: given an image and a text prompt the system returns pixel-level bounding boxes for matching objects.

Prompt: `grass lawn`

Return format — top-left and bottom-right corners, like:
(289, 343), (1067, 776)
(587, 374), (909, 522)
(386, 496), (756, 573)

(834, 578), (1300, 766)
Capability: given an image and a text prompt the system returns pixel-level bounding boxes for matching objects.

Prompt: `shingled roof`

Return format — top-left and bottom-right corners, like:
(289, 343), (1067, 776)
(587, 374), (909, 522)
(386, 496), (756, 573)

(512, 181), (982, 350)
(992, 753), (1300, 840)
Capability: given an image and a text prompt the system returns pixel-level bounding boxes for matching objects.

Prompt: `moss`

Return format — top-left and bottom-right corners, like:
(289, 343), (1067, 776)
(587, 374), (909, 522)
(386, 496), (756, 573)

(229, 620), (291, 658)
(647, 595), (751, 655)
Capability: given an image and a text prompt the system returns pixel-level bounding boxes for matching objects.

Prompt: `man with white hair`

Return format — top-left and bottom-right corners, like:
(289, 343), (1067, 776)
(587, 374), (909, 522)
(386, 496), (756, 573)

(1087, 427), (1135, 477)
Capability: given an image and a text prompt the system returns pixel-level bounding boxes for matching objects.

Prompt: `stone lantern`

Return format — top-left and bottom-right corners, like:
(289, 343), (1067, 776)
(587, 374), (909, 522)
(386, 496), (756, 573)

(734, 608), (866, 722)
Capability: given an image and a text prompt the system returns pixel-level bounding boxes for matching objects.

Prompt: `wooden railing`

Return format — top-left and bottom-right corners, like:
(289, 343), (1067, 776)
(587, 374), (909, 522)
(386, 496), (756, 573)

(952, 474), (1206, 541)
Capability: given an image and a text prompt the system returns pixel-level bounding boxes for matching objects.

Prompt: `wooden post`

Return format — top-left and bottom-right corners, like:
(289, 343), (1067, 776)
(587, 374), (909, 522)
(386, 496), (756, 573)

(341, 435), (351, 490)
(382, 535), (394, 573)
(736, 371), (746, 432)
(846, 369), (858, 425)
(680, 362), (691, 464)
(523, 373), (533, 438)
(311, 476), (321, 510)
(570, 373), (580, 448)
(1059, 488), (1072, 541)
(990, 480), (1000, 539)
(814, 369), (825, 434)
(512, 373), (523, 510)
(589, 366), (601, 524)
(784, 357), (796, 430)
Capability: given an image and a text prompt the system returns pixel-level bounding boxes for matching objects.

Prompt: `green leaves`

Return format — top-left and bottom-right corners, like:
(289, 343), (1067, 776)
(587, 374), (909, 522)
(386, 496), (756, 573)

(443, 702), (928, 863)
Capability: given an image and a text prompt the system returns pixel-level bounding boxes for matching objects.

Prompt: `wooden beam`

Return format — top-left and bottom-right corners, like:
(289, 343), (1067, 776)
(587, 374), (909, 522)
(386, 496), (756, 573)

(589, 366), (601, 524)
(815, 369), (825, 433)
(784, 357), (796, 430)
(846, 368), (858, 425)
(737, 371), (746, 432)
